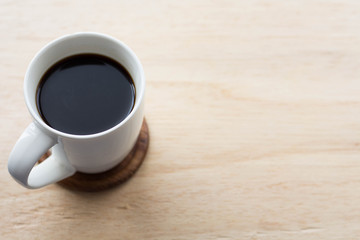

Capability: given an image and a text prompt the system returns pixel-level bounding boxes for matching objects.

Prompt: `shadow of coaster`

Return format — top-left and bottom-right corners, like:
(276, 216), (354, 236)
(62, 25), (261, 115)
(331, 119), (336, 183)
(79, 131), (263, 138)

(39, 118), (149, 192)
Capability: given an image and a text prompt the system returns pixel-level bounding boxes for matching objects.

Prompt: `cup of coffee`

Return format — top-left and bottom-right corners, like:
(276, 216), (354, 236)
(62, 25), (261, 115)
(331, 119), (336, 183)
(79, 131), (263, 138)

(8, 32), (145, 189)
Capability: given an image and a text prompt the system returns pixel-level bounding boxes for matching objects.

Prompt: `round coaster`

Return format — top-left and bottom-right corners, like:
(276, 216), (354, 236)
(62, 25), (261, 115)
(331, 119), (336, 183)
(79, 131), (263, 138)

(39, 118), (149, 192)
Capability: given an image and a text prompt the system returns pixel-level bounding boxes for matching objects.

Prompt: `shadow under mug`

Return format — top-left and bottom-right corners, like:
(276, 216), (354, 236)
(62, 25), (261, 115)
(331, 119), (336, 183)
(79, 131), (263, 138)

(8, 32), (145, 189)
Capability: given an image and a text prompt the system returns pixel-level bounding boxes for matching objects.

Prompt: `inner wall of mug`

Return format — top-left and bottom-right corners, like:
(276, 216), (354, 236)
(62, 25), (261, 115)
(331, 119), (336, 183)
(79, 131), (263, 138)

(24, 33), (144, 135)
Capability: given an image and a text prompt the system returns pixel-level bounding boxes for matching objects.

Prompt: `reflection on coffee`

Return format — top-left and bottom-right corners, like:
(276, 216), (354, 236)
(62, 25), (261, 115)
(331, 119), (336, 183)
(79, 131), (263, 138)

(36, 54), (135, 135)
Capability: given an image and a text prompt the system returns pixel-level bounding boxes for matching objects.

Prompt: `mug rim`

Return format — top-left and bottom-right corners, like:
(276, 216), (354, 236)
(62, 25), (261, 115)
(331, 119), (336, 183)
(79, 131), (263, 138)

(24, 32), (145, 140)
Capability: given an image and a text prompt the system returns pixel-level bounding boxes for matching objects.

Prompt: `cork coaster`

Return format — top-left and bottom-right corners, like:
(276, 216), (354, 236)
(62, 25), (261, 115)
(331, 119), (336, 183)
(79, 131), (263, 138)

(39, 118), (149, 192)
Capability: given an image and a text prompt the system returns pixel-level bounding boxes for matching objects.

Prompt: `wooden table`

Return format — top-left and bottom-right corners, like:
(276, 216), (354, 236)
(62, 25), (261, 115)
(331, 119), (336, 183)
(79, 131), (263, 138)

(1, 0), (360, 239)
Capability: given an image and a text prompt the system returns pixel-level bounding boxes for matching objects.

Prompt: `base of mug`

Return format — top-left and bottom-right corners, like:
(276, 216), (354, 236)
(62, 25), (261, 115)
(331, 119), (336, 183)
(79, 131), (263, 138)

(39, 118), (149, 192)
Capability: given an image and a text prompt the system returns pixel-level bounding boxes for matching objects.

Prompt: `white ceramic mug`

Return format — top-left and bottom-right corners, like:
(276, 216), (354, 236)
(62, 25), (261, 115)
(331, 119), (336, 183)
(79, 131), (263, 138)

(8, 32), (145, 189)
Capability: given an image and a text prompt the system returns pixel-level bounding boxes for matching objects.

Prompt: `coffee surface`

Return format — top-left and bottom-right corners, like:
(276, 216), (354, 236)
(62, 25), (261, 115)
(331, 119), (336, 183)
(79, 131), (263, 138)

(36, 54), (135, 135)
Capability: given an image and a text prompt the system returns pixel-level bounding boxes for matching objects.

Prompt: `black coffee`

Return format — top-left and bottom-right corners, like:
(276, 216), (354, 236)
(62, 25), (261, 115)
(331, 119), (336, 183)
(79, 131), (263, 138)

(36, 54), (135, 135)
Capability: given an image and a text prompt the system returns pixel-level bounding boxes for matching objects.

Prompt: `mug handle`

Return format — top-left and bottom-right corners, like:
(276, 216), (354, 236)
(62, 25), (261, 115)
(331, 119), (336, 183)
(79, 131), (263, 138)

(8, 122), (76, 189)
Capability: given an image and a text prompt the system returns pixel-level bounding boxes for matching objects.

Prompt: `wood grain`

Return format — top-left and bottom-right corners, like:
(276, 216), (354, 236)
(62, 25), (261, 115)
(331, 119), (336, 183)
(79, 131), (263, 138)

(1, 0), (360, 239)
